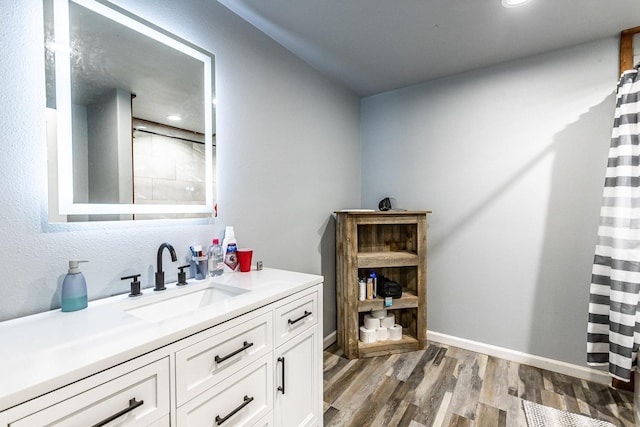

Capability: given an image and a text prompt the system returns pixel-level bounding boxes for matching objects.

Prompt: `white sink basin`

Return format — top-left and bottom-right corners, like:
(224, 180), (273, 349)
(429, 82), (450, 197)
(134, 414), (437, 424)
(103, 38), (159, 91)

(123, 284), (249, 323)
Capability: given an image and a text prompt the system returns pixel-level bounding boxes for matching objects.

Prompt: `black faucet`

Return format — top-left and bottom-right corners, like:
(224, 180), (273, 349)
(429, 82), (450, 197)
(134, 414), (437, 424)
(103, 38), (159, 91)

(155, 242), (177, 291)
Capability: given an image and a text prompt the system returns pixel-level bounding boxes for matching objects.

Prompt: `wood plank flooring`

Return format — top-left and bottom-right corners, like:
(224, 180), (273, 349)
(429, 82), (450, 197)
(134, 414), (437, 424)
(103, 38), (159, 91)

(323, 341), (635, 427)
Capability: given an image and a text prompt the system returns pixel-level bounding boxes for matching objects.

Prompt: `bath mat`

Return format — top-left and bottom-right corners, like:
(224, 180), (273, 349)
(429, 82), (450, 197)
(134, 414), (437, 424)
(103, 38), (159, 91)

(522, 400), (615, 427)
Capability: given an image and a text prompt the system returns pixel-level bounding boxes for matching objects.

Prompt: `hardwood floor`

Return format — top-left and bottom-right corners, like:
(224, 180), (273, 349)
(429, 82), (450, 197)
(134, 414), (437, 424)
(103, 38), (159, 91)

(323, 341), (635, 427)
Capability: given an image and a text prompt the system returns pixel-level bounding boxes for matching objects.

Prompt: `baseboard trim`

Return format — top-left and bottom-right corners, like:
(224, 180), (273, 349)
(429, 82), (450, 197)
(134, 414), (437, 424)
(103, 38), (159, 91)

(323, 330), (337, 350)
(427, 331), (610, 385)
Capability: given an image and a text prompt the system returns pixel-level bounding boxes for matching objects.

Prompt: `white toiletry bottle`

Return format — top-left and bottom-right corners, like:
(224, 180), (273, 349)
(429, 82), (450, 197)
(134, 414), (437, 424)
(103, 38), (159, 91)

(208, 238), (224, 276)
(222, 226), (239, 272)
(61, 260), (88, 312)
(359, 278), (366, 301)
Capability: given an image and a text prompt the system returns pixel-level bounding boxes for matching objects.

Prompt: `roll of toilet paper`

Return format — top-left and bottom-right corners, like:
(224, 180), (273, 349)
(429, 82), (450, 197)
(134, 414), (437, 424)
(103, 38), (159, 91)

(388, 324), (403, 341)
(360, 326), (377, 344)
(376, 327), (388, 341)
(371, 309), (387, 319)
(364, 314), (381, 330)
(381, 313), (395, 328)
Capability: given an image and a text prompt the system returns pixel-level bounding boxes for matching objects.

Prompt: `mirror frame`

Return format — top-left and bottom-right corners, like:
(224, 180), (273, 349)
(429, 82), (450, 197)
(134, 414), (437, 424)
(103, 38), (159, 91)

(50, 0), (215, 217)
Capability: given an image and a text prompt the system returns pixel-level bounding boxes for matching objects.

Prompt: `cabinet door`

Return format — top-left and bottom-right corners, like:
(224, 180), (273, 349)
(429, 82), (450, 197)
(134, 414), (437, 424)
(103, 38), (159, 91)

(274, 327), (320, 427)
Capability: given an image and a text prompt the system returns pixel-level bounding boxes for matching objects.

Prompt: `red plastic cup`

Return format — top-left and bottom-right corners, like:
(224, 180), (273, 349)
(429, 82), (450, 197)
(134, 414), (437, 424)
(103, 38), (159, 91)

(237, 248), (253, 272)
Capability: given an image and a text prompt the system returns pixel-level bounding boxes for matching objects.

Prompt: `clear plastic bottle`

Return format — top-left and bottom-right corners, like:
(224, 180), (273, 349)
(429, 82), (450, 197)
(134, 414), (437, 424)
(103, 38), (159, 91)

(208, 238), (224, 277)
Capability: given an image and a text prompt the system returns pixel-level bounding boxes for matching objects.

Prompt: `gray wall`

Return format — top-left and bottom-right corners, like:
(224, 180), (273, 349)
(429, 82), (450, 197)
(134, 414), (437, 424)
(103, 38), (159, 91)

(361, 38), (618, 366)
(0, 0), (361, 340)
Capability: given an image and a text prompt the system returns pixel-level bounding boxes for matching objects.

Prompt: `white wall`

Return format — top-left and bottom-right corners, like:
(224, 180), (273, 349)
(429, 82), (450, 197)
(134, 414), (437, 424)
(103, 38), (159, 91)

(361, 38), (619, 366)
(0, 0), (360, 339)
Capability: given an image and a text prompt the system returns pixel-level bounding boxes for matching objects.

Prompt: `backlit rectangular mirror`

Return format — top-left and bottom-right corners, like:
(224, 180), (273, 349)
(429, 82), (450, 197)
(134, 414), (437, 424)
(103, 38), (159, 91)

(44, 0), (216, 221)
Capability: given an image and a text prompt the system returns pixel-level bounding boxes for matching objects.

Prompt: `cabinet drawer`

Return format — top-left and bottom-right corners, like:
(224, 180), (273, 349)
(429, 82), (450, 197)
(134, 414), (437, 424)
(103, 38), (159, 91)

(10, 357), (170, 427)
(177, 355), (272, 426)
(275, 291), (318, 347)
(176, 312), (272, 406)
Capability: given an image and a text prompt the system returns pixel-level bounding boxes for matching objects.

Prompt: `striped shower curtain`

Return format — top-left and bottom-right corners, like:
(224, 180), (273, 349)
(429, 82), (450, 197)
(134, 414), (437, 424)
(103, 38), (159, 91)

(587, 64), (640, 382)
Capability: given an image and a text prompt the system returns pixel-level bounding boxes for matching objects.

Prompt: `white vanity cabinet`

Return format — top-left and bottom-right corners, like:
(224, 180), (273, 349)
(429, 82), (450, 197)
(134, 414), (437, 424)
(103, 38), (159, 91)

(0, 270), (323, 427)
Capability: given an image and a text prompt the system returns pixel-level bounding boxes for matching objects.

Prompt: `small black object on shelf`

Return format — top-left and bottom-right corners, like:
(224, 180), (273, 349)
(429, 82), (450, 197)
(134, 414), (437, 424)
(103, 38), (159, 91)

(377, 276), (403, 298)
(378, 197), (392, 211)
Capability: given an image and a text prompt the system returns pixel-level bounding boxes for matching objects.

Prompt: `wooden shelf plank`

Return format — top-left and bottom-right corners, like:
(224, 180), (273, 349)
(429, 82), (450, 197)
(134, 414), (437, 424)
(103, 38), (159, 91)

(357, 251), (419, 268)
(358, 291), (418, 312)
(335, 210), (432, 216)
(358, 335), (419, 358)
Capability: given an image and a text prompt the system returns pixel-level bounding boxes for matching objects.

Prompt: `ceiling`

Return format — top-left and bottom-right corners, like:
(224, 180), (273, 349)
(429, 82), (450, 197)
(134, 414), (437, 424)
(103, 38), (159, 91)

(217, 0), (640, 97)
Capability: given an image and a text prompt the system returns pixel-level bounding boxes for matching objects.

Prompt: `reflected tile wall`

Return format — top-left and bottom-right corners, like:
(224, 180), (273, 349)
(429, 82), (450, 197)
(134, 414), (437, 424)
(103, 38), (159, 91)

(133, 130), (207, 204)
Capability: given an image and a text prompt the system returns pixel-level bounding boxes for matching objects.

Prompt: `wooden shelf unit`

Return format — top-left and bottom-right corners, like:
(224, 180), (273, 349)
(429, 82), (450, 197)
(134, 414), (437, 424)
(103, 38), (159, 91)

(335, 210), (430, 359)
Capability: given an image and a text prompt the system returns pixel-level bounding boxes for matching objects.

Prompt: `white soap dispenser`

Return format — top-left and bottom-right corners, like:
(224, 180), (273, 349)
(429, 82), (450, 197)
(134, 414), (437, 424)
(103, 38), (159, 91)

(61, 260), (88, 312)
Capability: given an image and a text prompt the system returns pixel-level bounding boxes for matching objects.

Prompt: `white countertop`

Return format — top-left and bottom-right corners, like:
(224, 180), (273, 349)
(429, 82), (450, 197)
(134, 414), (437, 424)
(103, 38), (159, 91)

(0, 268), (323, 411)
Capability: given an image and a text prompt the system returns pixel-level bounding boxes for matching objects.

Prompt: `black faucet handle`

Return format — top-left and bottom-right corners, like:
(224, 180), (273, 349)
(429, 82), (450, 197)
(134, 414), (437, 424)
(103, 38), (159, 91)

(121, 274), (142, 297)
(177, 264), (190, 286)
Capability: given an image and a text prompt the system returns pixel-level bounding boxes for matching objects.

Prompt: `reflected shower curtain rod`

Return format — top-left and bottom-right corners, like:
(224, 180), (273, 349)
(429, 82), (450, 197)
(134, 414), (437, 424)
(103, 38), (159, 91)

(133, 128), (216, 146)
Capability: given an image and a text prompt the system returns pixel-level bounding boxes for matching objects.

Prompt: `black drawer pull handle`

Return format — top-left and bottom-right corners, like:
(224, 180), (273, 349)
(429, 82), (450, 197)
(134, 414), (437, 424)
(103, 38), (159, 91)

(288, 310), (312, 326)
(215, 341), (254, 364)
(215, 395), (254, 425)
(277, 356), (286, 394)
(91, 397), (144, 427)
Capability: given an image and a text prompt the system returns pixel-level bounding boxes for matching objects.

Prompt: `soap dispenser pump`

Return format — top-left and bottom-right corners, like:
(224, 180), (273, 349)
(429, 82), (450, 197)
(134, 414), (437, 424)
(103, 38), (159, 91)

(61, 260), (88, 312)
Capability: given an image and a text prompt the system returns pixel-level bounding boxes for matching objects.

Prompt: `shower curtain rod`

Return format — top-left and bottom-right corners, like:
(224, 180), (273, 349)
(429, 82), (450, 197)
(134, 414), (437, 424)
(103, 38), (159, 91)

(133, 128), (216, 146)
